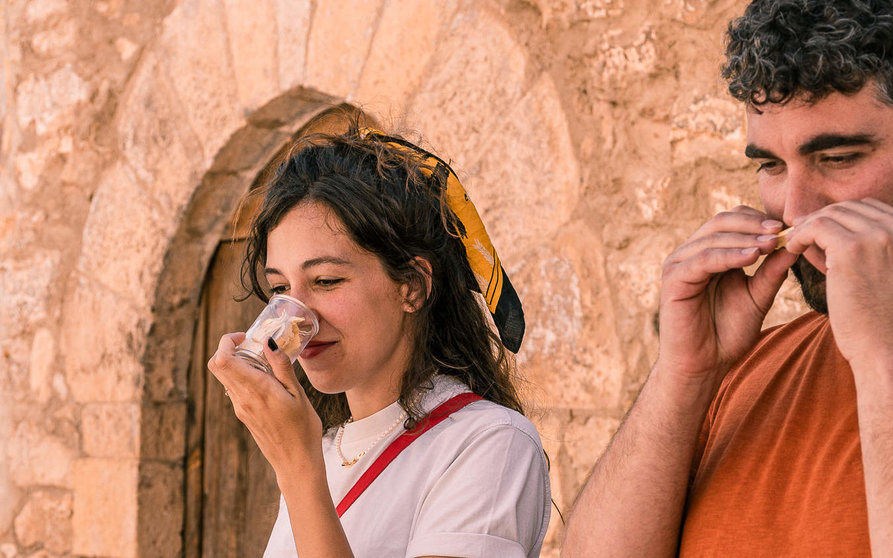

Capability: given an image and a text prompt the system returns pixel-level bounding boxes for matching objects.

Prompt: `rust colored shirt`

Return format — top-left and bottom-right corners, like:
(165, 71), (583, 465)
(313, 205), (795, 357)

(679, 312), (870, 557)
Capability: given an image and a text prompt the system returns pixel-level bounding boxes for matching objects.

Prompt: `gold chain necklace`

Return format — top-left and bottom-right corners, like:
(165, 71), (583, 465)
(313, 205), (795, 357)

(335, 410), (408, 467)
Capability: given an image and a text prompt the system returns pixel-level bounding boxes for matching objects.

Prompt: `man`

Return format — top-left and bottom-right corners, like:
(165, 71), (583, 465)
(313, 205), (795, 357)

(563, 1), (893, 556)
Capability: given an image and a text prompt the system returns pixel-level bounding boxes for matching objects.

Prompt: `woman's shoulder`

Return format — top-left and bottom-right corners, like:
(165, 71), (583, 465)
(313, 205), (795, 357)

(419, 375), (544, 450)
(457, 398), (540, 438)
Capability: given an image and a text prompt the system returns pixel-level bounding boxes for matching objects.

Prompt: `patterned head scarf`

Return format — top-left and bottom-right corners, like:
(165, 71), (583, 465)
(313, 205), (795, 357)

(363, 130), (525, 353)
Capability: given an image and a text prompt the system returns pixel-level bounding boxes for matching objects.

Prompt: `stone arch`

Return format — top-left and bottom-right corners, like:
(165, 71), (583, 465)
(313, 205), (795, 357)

(60, 2), (585, 556)
(138, 89), (350, 557)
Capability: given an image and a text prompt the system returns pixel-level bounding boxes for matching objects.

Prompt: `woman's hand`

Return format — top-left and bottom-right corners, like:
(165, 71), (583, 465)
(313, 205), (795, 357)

(207, 333), (324, 479)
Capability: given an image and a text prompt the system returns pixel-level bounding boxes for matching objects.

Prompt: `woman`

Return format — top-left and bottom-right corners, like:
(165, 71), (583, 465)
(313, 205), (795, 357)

(208, 125), (551, 558)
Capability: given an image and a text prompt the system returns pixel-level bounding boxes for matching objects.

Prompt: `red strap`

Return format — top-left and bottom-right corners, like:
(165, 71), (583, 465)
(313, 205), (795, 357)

(336, 392), (483, 517)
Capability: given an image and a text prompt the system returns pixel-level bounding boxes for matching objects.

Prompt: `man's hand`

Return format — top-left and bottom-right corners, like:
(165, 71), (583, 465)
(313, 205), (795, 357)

(563, 205), (797, 558)
(785, 197), (893, 369)
(786, 197), (893, 557)
(655, 205), (798, 391)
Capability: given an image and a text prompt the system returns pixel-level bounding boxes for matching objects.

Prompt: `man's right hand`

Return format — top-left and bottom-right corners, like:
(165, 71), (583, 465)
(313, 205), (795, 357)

(654, 205), (798, 393)
(563, 206), (798, 558)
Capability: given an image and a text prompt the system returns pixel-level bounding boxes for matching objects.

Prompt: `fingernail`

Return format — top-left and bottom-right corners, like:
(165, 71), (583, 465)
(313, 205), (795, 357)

(267, 337), (279, 351)
(761, 219), (783, 229)
(742, 247), (759, 255)
(792, 216), (805, 225)
(757, 234), (778, 242)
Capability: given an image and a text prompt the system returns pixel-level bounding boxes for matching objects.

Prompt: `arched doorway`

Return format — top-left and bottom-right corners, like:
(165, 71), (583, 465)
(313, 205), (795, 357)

(183, 106), (371, 557)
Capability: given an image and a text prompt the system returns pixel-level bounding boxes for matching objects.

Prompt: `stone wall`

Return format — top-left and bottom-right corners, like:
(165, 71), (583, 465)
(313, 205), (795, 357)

(0, 0), (806, 556)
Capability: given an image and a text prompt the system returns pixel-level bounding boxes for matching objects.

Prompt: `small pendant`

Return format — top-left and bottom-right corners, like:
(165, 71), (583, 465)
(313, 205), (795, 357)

(341, 457), (359, 467)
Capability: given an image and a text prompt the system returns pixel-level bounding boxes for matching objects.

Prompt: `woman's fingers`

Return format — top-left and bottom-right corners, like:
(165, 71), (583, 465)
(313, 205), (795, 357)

(208, 332), (263, 399)
(262, 338), (304, 398)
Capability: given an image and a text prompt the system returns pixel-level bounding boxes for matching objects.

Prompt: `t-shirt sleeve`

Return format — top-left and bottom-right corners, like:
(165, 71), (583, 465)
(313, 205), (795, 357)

(404, 422), (549, 558)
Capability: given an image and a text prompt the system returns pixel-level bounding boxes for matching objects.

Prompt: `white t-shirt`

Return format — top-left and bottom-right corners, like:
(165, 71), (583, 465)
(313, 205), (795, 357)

(264, 375), (551, 558)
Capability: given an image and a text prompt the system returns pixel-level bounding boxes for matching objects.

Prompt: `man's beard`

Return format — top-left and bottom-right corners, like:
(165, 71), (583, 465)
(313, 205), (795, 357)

(790, 256), (828, 314)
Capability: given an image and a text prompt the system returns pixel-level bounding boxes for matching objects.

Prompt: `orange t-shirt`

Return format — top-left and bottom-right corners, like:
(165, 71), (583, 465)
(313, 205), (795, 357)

(679, 312), (869, 557)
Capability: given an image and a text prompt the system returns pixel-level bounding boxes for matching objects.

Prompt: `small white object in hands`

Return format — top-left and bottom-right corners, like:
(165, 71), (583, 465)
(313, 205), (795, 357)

(775, 227), (793, 250)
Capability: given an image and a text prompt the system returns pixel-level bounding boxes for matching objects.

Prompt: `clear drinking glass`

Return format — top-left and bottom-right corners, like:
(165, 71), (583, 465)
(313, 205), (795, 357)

(235, 294), (319, 374)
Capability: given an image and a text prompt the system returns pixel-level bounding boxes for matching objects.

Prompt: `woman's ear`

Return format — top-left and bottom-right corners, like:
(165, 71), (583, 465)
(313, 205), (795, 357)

(401, 257), (433, 312)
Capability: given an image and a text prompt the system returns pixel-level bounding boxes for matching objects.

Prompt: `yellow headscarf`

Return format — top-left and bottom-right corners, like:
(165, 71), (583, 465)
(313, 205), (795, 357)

(363, 130), (525, 353)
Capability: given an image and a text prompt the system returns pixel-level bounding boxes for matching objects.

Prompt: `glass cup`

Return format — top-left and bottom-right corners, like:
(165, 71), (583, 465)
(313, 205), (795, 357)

(235, 294), (319, 374)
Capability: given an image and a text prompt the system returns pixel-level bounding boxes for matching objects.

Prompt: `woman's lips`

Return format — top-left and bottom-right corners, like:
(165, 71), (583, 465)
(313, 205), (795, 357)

(300, 340), (336, 359)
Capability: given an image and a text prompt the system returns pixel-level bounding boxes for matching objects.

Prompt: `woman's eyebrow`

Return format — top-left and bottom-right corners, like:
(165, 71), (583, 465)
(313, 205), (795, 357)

(301, 256), (352, 271)
(263, 257), (352, 277)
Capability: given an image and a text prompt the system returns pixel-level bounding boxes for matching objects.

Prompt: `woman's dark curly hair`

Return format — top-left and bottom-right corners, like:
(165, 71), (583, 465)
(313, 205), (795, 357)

(722, 0), (893, 106)
(240, 123), (525, 431)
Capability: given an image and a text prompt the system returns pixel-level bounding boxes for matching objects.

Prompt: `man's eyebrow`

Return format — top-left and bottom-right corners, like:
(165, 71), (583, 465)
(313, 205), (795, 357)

(744, 134), (878, 160)
(744, 144), (776, 159)
(798, 133), (877, 155)
(263, 257), (352, 277)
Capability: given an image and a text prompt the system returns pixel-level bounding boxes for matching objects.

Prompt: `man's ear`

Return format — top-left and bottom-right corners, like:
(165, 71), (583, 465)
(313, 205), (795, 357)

(401, 257), (433, 312)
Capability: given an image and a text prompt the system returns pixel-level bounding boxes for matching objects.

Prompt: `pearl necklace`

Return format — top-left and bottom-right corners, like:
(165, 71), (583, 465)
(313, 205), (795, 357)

(335, 409), (408, 467)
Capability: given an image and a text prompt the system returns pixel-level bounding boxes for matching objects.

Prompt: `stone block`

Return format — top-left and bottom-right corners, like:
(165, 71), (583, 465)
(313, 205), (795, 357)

(81, 403), (140, 459)
(15, 66), (90, 136)
(557, 411), (620, 508)
(594, 26), (658, 86)
(461, 75), (581, 262)
(142, 310), (198, 402)
(140, 403), (186, 461)
(29, 328), (56, 404)
(8, 422), (75, 487)
(530, 409), (619, 556)
(272, 0), (311, 91)
(72, 458), (138, 557)
(223, 0), (279, 111)
(157, 0), (244, 163)
(247, 89), (336, 129)
(14, 150), (44, 192)
(117, 52), (205, 216)
(25, 0), (67, 23)
(137, 462), (184, 558)
(208, 125), (289, 174)
(0, 461), (21, 537)
(530, 410), (565, 558)
(13, 490), (73, 553)
(0, 250), (59, 339)
(515, 222), (626, 410)
(354, 0), (455, 115)
(406, 7), (528, 167)
(607, 233), (674, 313)
(74, 162), (170, 311)
(304, 0), (384, 99)
(61, 277), (146, 403)
(31, 19), (77, 57)
(671, 95), (745, 168)
(179, 171), (250, 241)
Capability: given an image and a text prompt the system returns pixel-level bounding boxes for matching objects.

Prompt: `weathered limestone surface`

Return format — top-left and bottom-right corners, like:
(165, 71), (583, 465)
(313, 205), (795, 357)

(0, 1), (810, 556)
(305, 0), (384, 99)
(71, 459), (138, 557)
(354, 0), (456, 118)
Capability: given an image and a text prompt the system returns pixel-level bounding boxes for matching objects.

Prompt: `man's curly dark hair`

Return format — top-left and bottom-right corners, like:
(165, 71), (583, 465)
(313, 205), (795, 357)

(722, 0), (893, 106)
